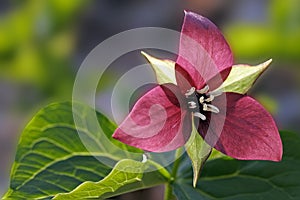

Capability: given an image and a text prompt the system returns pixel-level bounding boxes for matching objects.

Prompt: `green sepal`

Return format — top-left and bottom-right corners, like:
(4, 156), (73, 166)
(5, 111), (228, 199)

(141, 51), (177, 85)
(214, 59), (272, 94)
(185, 118), (212, 187)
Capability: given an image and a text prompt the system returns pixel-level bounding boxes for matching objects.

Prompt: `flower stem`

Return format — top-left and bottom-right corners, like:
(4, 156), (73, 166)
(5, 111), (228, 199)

(164, 148), (184, 200)
(171, 148), (183, 178)
(148, 160), (171, 180)
(164, 183), (173, 200)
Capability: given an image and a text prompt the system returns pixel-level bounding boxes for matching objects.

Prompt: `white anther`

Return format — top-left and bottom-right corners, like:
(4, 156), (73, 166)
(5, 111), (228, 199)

(188, 101), (197, 109)
(199, 96), (205, 104)
(205, 95), (214, 102)
(206, 104), (220, 113)
(197, 85), (209, 94)
(193, 112), (206, 120)
(142, 154), (148, 163)
(208, 89), (222, 97)
(203, 103), (208, 111)
(185, 87), (195, 96)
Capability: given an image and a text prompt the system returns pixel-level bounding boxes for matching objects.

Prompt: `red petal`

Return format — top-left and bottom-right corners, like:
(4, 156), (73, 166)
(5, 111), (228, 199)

(176, 11), (233, 92)
(112, 84), (191, 152)
(198, 93), (282, 161)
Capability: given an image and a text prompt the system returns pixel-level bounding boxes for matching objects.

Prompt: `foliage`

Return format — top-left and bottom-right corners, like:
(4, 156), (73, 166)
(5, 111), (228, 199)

(3, 102), (300, 199)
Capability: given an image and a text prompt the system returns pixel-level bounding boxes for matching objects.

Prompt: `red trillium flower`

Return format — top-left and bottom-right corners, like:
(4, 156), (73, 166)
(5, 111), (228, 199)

(113, 11), (282, 161)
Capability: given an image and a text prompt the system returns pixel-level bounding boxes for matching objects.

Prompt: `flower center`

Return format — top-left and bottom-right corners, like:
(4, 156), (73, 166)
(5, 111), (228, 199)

(185, 85), (220, 120)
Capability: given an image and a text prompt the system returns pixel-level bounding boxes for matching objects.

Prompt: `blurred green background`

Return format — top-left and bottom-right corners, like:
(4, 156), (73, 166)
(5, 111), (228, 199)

(1, 0), (300, 199)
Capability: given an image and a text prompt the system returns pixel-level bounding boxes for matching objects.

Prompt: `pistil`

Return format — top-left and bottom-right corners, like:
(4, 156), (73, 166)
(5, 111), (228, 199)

(185, 85), (220, 120)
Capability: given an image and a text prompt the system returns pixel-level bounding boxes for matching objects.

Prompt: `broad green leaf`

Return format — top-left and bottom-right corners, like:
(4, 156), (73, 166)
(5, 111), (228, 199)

(173, 131), (300, 200)
(214, 59), (272, 94)
(3, 102), (168, 199)
(53, 159), (164, 199)
(141, 51), (177, 85)
(185, 119), (212, 187)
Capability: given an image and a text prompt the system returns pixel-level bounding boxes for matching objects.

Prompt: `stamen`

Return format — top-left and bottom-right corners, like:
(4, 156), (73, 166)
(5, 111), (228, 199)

(206, 104), (220, 113)
(142, 154), (148, 163)
(185, 86), (220, 118)
(197, 85), (209, 94)
(205, 95), (214, 102)
(193, 112), (206, 120)
(188, 101), (197, 109)
(203, 103), (208, 111)
(185, 87), (195, 96)
(208, 89), (222, 97)
(199, 96), (205, 104)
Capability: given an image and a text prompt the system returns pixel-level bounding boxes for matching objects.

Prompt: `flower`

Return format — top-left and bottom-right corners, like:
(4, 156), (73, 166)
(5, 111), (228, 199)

(113, 11), (282, 161)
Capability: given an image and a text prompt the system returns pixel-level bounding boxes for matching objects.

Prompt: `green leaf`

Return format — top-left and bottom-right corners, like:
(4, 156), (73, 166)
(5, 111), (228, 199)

(214, 59), (272, 94)
(185, 119), (212, 187)
(141, 51), (177, 85)
(3, 102), (169, 199)
(173, 131), (300, 200)
(53, 159), (163, 199)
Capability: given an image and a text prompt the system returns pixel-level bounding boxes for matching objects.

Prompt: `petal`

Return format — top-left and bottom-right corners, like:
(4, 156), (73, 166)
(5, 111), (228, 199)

(175, 63), (231, 93)
(113, 84), (191, 152)
(198, 93), (282, 161)
(176, 11), (233, 91)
